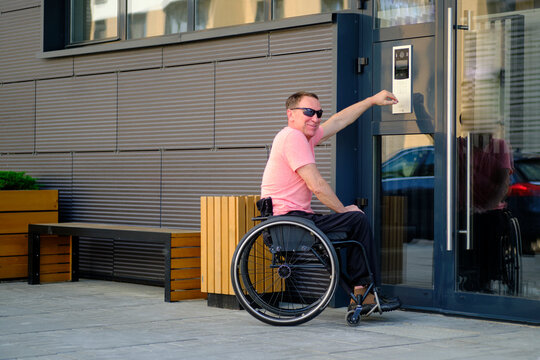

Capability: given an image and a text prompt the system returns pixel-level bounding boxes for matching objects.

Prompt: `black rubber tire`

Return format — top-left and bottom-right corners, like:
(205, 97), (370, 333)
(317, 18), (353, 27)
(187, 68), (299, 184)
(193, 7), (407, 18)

(346, 310), (360, 327)
(231, 216), (339, 326)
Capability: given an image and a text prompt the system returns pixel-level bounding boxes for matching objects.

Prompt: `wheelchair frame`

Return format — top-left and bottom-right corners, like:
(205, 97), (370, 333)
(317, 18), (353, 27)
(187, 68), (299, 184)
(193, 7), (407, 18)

(230, 215), (381, 326)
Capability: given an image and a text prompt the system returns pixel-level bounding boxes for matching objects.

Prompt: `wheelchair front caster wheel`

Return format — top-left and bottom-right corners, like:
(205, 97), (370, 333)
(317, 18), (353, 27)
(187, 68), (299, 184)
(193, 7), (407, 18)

(346, 309), (361, 327)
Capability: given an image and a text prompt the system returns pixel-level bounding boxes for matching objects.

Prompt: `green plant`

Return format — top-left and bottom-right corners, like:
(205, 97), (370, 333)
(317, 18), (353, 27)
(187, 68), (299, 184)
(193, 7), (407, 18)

(0, 171), (40, 190)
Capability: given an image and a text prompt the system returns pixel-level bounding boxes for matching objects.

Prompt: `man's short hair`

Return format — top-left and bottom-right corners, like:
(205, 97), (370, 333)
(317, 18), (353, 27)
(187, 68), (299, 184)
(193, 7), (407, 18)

(285, 91), (319, 110)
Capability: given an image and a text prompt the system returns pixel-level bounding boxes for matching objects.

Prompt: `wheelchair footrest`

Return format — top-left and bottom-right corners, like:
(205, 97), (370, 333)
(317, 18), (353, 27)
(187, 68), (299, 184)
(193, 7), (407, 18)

(348, 290), (400, 318)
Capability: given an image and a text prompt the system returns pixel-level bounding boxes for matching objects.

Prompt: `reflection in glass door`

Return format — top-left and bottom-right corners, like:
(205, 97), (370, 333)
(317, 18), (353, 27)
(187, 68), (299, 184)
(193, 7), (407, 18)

(455, 0), (540, 300)
(380, 134), (434, 288)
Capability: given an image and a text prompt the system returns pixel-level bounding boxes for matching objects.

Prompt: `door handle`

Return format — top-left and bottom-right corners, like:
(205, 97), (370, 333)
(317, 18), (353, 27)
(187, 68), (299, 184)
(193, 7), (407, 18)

(458, 133), (472, 250)
(446, 7), (454, 252)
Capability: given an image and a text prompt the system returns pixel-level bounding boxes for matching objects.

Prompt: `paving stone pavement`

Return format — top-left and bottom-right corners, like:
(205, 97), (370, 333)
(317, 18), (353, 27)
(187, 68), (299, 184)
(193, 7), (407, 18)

(1, 279), (539, 360)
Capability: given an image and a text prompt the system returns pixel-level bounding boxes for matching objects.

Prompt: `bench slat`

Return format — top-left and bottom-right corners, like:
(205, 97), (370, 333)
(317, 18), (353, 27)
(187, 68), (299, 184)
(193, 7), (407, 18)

(170, 289), (205, 302)
(171, 278), (201, 290)
(41, 254), (70, 265)
(171, 268), (200, 280)
(171, 247), (200, 258)
(41, 262), (70, 274)
(171, 258), (200, 269)
(171, 236), (200, 247)
(41, 273), (71, 283)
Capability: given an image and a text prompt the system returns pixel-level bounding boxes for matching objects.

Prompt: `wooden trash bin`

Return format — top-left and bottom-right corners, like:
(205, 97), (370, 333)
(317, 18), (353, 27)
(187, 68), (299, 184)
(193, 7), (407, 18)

(200, 195), (260, 308)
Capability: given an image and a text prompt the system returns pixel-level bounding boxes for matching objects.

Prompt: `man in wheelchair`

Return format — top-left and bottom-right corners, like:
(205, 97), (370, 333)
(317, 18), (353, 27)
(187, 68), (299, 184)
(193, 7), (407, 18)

(260, 90), (401, 316)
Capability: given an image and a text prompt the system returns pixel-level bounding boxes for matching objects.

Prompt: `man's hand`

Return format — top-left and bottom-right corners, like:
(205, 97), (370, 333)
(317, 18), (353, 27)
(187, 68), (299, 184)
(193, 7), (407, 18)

(344, 204), (364, 213)
(369, 90), (399, 106)
(321, 90), (398, 143)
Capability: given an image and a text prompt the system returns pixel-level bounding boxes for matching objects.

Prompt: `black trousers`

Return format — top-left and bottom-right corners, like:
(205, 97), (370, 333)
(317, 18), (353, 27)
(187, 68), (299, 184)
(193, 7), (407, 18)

(286, 210), (379, 287)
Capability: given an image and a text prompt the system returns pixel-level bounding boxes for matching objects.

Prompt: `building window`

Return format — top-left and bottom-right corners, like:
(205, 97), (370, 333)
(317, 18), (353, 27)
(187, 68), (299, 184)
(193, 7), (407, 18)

(127, 0), (189, 39)
(70, 0), (118, 44)
(374, 0), (435, 28)
(195, 0), (265, 30)
(66, 0), (352, 47)
(273, 0), (349, 20)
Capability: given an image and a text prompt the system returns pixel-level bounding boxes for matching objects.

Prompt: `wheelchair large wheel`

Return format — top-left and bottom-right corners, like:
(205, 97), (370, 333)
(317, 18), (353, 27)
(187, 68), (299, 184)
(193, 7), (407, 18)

(231, 216), (339, 326)
(500, 215), (522, 295)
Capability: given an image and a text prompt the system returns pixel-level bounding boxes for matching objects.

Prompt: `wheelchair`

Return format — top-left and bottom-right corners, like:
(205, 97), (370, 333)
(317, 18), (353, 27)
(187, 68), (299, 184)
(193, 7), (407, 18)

(458, 208), (523, 295)
(230, 204), (387, 326)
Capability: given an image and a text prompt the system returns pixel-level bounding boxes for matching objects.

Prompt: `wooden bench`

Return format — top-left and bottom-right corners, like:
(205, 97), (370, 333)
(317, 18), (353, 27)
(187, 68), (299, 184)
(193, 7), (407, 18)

(27, 222), (205, 302)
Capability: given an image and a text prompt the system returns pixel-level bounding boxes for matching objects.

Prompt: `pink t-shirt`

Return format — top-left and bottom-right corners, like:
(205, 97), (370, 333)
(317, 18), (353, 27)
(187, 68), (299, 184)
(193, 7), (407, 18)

(458, 136), (513, 212)
(261, 126), (324, 215)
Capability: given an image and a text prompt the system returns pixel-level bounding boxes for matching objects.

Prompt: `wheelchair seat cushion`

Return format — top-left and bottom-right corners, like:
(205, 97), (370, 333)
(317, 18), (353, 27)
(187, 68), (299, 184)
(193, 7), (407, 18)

(326, 232), (348, 241)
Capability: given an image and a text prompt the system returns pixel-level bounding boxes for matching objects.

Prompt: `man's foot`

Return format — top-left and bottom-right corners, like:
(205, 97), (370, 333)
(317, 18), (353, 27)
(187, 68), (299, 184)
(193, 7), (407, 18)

(348, 287), (401, 315)
(377, 293), (401, 312)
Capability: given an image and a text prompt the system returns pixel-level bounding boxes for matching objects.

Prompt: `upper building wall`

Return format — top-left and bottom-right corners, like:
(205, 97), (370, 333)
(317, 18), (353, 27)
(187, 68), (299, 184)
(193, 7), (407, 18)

(0, 3), (340, 228)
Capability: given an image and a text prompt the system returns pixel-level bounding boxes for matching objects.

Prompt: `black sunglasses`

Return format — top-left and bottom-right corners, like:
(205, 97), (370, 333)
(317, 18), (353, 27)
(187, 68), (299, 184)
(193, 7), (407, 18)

(292, 107), (323, 118)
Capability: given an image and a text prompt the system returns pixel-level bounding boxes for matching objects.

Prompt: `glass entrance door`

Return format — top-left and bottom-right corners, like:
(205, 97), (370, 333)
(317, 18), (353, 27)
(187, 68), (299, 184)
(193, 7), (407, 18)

(453, 0), (540, 318)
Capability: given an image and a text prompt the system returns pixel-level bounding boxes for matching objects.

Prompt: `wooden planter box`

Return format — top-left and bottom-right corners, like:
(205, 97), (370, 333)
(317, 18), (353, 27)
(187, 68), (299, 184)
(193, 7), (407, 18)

(0, 190), (59, 280)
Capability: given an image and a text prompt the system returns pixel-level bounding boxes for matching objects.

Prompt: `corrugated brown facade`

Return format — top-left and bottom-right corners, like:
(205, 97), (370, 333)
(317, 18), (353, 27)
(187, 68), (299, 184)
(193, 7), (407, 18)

(0, 2), (336, 230)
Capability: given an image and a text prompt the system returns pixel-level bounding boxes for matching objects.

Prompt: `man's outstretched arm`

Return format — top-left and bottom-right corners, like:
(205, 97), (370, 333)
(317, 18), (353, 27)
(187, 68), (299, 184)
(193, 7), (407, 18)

(320, 90), (397, 143)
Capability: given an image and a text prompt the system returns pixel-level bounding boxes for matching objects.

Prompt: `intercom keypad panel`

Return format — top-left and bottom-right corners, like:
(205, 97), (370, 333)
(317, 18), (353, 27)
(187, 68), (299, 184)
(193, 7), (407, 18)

(392, 45), (412, 114)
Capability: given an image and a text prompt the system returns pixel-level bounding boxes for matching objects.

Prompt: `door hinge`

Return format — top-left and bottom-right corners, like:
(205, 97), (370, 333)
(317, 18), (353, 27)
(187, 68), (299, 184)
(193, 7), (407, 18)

(357, 57), (369, 73)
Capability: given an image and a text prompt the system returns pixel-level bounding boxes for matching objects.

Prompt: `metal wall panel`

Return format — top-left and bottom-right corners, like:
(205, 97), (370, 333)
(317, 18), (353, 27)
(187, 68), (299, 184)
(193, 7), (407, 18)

(270, 23), (334, 55)
(114, 240), (164, 282)
(74, 48), (163, 76)
(215, 50), (334, 148)
(0, 153), (73, 221)
(161, 148), (268, 229)
(0, 7), (72, 83)
(36, 74), (117, 152)
(118, 65), (214, 151)
(72, 152), (161, 226)
(163, 33), (268, 67)
(79, 236), (164, 284)
(0, 0), (40, 12)
(314, 145), (333, 214)
(79, 237), (114, 278)
(0, 82), (35, 153)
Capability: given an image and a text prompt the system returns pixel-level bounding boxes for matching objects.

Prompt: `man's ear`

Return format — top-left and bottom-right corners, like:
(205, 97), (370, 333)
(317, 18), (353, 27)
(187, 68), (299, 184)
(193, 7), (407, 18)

(286, 109), (294, 124)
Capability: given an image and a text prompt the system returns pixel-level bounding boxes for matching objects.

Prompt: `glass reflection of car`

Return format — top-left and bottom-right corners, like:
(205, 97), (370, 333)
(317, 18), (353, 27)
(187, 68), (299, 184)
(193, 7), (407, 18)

(381, 146), (540, 251)
(506, 154), (540, 255)
(381, 146), (434, 242)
